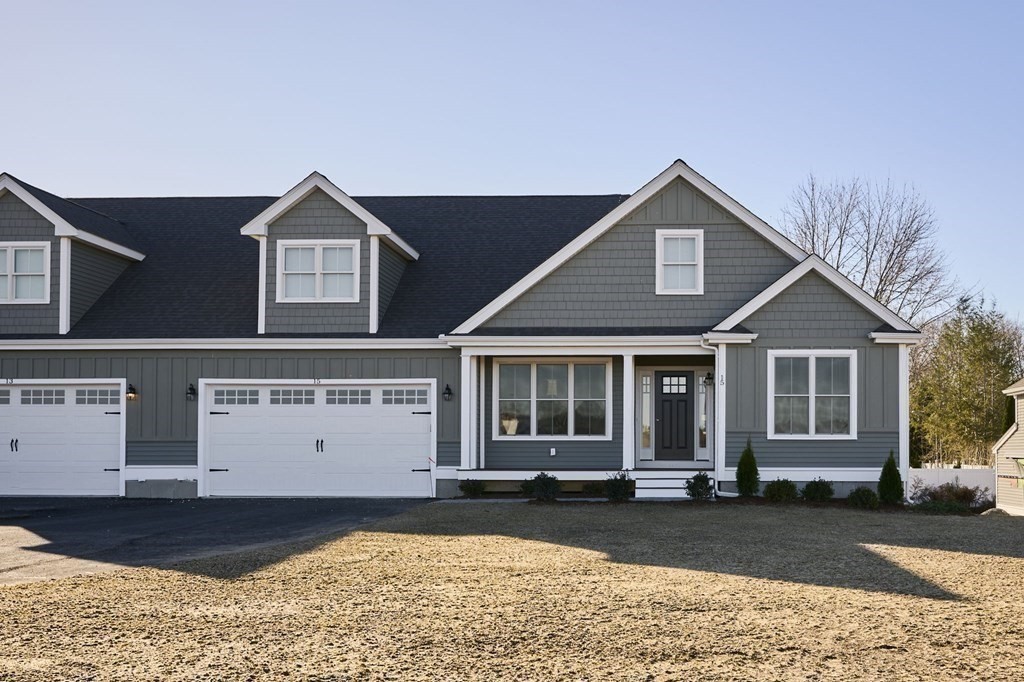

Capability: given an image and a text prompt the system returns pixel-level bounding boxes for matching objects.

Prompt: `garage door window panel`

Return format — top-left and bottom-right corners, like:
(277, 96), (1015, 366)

(327, 389), (371, 405)
(21, 389), (65, 405)
(214, 389), (259, 406)
(76, 389), (120, 405)
(383, 388), (427, 405)
(270, 389), (315, 405)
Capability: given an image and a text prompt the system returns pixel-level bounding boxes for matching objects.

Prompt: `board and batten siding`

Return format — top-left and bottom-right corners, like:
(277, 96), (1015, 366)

(482, 178), (797, 329)
(726, 272), (899, 468)
(996, 396), (1024, 515)
(0, 192), (59, 334)
(0, 349), (462, 467)
(377, 242), (406, 326)
(264, 189), (371, 334)
(69, 241), (131, 326)
(481, 357), (623, 470)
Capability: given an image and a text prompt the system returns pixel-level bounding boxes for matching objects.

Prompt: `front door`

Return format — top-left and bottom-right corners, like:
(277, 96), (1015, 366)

(655, 371), (695, 461)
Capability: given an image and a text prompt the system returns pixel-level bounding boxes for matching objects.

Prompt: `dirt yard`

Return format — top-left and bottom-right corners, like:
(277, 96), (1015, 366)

(1, 502), (1022, 681)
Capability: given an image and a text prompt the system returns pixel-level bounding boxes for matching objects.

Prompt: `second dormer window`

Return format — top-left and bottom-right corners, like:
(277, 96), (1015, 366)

(276, 240), (359, 303)
(655, 229), (703, 295)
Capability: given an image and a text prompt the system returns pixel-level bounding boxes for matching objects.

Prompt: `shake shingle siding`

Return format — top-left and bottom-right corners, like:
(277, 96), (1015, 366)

(483, 179), (796, 329)
(70, 242), (130, 326)
(0, 192), (59, 334)
(378, 242), (406, 326)
(264, 189), (370, 334)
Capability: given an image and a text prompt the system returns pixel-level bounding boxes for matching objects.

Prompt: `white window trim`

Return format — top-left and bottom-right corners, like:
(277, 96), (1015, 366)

(767, 349), (857, 440)
(492, 357), (613, 441)
(275, 239), (360, 303)
(0, 241), (51, 305)
(655, 229), (704, 295)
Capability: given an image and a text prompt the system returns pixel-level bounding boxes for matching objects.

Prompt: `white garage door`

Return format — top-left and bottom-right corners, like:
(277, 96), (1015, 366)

(0, 383), (123, 496)
(203, 382), (434, 497)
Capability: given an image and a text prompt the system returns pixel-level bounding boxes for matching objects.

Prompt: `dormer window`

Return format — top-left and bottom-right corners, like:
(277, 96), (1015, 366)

(655, 229), (703, 295)
(276, 240), (359, 303)
(0, 242), (49, 304)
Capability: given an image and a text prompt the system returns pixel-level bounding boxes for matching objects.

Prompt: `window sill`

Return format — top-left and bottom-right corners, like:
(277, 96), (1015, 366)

(0, 299), (50, 305)
(655, 289), (703, 296)
(274, 297), (360, 304)
(766, 434), (858, 441)
(492, 435), (613, 442)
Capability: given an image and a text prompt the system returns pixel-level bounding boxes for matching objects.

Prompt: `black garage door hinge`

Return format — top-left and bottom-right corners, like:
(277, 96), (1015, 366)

(104, 411), (121, 415)
(411, 411), (431, 415)
(209, 468), (230, 472)
(104, 468), (120, 472)
(209, 411), (230, 415)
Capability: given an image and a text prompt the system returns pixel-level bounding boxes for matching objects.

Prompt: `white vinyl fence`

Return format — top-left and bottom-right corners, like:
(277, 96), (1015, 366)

(908, 467), (996, 492)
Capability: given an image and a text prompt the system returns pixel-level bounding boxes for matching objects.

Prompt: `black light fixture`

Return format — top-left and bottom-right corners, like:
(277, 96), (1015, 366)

(126, 384), (138, 401)
(442, 384), (453, 402)
(186, 383), (197, 401)
(703, 372), (714, 387)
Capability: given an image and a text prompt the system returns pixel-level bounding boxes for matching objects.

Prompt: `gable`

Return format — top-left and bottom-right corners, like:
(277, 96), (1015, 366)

(482, 176), (797, 331)
(0, 192), (60, 334)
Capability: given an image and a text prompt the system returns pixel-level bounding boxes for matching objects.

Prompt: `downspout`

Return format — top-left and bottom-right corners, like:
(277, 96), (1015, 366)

(701, 337), (739, 498)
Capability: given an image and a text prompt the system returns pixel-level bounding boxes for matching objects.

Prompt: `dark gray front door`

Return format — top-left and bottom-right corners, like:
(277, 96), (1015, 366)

(655, 371), (695, 461)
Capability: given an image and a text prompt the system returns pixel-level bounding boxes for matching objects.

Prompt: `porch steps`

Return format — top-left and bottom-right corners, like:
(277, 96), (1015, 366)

(634, 475), (711, 499)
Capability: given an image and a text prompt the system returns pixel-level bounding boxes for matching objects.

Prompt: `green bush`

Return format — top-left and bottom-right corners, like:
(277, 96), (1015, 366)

(522, 472), (561, 502)
(763, 478), (799, 503)
(458, 479), (486, 498)
(684, 472), (715, 501)
(736, 438), (760, 497)
(847, 486), (880, 510)
(604, 472), (632, 502)
(908, 476), (993, 510)
(800, 478), (834, 503)
(878, 450), (904, 505)
(909, 499), (971, 515)
(580, 481), (605, 497)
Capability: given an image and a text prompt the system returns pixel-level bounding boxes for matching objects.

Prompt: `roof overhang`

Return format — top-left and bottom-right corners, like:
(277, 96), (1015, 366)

(0, 337), (447, 351)
(239, 171), (419, 260)
(0, 175), (145, 261)
(1004, 382), (1024, 397)
(994, 423), (1019, 454)
(451, 160), (806, 334)
(702, 332), (758, 344)
(868, 332), (923, 345)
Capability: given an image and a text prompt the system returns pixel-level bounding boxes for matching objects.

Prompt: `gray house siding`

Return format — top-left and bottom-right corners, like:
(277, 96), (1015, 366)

(264, 189), (371, 334)
(481, 356), (623, 470)
(996, 397), (1024, 514)
(70, 241), (130, 326)
(378, 242), (406, 326)
(725, 272), (898, 468)
(0, 193), (59, 334)
(483, 178), (797, 329)
(0, 349), (461, 467)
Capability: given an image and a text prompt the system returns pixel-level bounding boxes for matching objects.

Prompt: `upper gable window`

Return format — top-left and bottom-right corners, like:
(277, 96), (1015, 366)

(0, 242), (49, 304)
(655, 229), (703, 295)
(276, 240), (359, 303)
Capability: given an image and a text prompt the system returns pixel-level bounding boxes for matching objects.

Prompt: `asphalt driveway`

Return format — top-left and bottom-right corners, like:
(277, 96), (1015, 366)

(0, 497), (426, 584)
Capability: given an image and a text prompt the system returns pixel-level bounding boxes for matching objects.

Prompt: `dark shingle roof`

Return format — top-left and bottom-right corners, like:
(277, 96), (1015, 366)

(43, 194), (629, 339)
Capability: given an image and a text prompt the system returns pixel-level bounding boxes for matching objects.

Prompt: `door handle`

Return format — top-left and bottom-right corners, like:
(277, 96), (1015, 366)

(12, 439), (16, 452)
(9, 439), (12, 452)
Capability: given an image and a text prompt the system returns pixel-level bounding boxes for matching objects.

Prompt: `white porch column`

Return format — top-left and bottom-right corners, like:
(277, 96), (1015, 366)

(621, 353), (635, 471)
(459, 351), (473, 470)
(468, 355), (479, 469)
(58, 237), (70, 335)
(714, 344), (728, 478)
(898, 343), (910, 482)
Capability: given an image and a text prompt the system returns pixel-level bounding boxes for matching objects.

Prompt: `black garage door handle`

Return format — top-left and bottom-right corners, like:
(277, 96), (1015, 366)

(411, 468), (431, 472)
(209, 468), (230, 472)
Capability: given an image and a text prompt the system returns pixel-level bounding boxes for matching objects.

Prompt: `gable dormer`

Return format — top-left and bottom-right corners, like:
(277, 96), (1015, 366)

(0, 174), (143, 335)
(240, 173), (418, 335)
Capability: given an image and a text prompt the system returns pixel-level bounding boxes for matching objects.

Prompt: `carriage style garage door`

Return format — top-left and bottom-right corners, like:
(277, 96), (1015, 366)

(0, 382), (124, 496)
(201, 381), (435, 497)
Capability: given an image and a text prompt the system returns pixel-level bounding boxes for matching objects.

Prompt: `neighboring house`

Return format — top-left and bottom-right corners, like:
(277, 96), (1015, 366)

(993, 378), (1024, 515)
(0, 161), (921, 499)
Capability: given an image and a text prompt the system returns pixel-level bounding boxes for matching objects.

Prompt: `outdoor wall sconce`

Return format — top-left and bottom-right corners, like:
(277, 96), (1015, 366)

(186, 383), (197, 401)
(702, 372), (714, 387)
(442, 384), (453, 402)
(126, 384), (138, 401)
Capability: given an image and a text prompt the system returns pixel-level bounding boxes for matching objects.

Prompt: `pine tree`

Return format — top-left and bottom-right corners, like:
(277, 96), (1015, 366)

(736, 438), (760, 497)
(878, 451), (904, 505)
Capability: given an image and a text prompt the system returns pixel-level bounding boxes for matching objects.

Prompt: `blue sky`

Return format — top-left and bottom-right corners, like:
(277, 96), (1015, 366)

(2, 0), (1021, 321)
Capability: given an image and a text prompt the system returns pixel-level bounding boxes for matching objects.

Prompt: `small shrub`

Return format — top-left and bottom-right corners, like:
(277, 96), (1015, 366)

(458, 479), (486, 498)
(604, 472), (632, 502)
(909, 476), (993, 510)
(763, 478), (799, 503)
(523, 472), (561, 502)
(684, 472), (715, 501)
(580, 481), (605, 497)
(878, 451), (904, 505)
(800, 478), (835, 503)
(736, 437), (760, 497)
(909, 499), (971, 515)
(847, 486), (880, 510)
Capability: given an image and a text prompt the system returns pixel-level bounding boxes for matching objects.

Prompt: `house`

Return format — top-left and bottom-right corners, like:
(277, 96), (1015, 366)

(0, 161), (921, 499)
(993, 378), (1024, 515)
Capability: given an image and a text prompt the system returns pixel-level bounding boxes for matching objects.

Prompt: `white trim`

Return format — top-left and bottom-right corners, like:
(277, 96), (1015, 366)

(460, 352), (472, 469)
(701, 332), (757, 344)
(714, 343), (727, 480)
(622, 354), (636, 471)
(714, 255), (916, 334)
(1003, 384), (1024, 397)
(256, 236), (267, 334)
(993, 423), (1019, 454)
(453, 344), (713, 358)
(868, 332), (923, 345)
(491, 357), (613, 441)
(196, 377), (436, 498)
(478, 358), (486, 470)
(71, 231), (145, 261)
(0, 241), (51, 305)
(898, 344), (910, 480)
(275, 239), (360, 303)
(369, 235), (380, 334)
(238, 171), (419, 260)
(655, 229), (704, 295)
(443, 334), (712, 349)
(124, 465), (198, 481)
(766, 349), (858, 440)
(718, 467), (882, 482)
(58, 237), (70, 334)
(468, 356), (479, 469)
(451, 160), (805, 333)
(0, 338), (448, 350)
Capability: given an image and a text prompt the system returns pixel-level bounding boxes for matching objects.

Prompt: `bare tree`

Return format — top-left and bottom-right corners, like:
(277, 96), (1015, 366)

(781, 174), (958, 325)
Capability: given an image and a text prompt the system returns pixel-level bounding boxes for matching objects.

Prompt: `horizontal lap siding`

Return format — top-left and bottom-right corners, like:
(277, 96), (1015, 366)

(377, 243), (406, 326)
(726, 272), (899, 468)
(127, 441), (197, 466)
(70, 242), (130, 326)
(0, 193), (59, 334)
(483, 178), (795, 329)
(0, 349), (461, 467)
(483, 357), (623, 470)
(265, 189), (370, 334)
(997, 398), (1024, 514)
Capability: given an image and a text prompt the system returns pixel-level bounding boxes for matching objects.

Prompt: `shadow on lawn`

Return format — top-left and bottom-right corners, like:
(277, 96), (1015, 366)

(387, 502), (1024, 601)
(0, 497), (425, 582)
